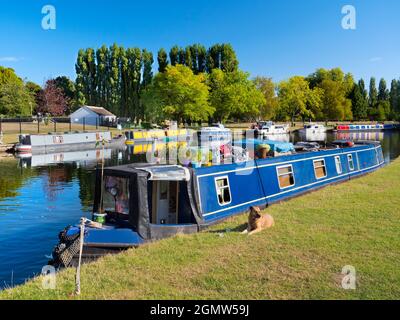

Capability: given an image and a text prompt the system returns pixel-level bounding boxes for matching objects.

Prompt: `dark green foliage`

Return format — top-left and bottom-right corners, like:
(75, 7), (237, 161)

(0, 67), (34, 116)
(350, 80), (368, 120)
(157, 49), (168, 73)
(169, 46), (179, 66)
(390, 79), (399, 118)
(75, 44), (151, 120)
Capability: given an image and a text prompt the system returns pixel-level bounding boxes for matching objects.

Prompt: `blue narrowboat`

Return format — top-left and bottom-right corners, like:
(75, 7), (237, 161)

(52, 140), (385, 267)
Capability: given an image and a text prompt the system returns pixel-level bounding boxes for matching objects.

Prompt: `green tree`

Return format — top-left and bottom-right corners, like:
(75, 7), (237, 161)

(377, 78), (391, 120)
(169, 46), (179, 66)
(119, 47), (129, 116)
(144, 64), (213, 123)
(75, 49), (88, 106)
(96, 45), (110, 108)
(0, 66), (23, 86)
(126, 47), (143, 119)
(109, 44), (122, 114)
(319, 79), (353, 120)
(197, 45), (207, 73)
(0, 82), (34, 116)
(277, 76), (323, 121)
(306, 68), (354, 120)
(390, 79), (399, 119)
(185, 46), (193, 71)
(54, 76), (75, 101)
(25, 81), (42, 114)
(369, 77), (378, 118)
(350, 80), (369, 120)
(378, 78), (389, 102)
(140, 49), (154, 120)
(0, 67), (34, 116)
(220, 44), (239, 73)
(86, 48), (97, 105)
(157, 48), (168, 73)
(208, 69), (266, 121)
(253, 77), (278, 120)
(206, 44), (222, 72)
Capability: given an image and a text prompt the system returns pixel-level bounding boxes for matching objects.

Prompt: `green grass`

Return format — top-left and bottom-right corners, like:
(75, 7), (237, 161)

(1, 160), (400, 300)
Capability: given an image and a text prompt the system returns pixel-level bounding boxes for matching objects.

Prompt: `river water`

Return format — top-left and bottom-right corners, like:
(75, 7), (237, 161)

(0, 130), (399, 289)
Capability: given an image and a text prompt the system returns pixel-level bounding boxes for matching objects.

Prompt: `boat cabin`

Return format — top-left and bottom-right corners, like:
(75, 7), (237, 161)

(93, 164), (200, 241)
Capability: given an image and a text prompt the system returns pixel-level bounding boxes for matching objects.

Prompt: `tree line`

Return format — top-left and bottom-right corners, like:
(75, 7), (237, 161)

(73, 43), (240, 121)
(1, 43), (400, 124)
(268, 69), (400, 122)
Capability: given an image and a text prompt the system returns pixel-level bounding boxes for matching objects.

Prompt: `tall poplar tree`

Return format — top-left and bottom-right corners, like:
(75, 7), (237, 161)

(169, 46), (179, 66)
(96, 45), (109, 108)
(197, 45), (207, 73)
(390, 79), (399, 118)
(108, 43), (121, 114)
(157, 48), (168, 73)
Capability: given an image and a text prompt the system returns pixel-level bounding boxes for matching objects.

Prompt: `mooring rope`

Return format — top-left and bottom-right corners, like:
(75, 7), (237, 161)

(75, 217), (87, 296)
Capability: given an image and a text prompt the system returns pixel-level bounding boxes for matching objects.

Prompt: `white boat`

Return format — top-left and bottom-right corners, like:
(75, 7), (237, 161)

(198, 124), (232, 143)
(300, 123), (327, 134)
(246, 121), (290, 137)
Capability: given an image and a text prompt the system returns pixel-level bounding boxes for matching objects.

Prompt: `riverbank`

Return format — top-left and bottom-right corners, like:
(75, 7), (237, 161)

(1, 158), (399, 300)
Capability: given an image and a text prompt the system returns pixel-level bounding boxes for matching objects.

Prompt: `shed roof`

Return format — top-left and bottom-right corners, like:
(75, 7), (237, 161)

(84, 106), (115, 117)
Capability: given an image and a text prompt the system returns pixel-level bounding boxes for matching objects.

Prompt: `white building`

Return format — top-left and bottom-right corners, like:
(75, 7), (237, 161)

(69, 106), (117, 126)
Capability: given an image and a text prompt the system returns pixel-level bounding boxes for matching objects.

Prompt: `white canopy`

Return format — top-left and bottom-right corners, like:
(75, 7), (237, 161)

(140, 165), (191, 181)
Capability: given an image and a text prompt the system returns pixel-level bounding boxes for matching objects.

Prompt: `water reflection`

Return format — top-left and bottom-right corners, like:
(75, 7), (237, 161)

(17, 149), (113, 168)
(336, 131), (385, 141)
(298, 131), (327, 142)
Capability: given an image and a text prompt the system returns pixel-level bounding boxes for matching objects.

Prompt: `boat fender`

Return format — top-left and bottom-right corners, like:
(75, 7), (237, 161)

(59, 226), (80, 242)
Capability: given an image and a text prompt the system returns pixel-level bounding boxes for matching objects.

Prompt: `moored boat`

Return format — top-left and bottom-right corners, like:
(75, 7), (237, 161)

(300, 123), (327, 134)
(51, 139), (385, 267)
(246, 121), (290, 137)
(14, 131), (125, 154)
(198, 124), (232, 143)
(335, 123), (400, 132)
(124, 129), (191, 145)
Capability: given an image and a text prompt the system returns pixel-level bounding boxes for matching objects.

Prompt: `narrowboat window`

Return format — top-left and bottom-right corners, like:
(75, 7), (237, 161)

(335, 156), (343, 174)
(215, 176), (232, 206)
(103, 176), (130, 214)
(313, 159), (327, 179)
(277, 165), (295, 189)
(348, 154), (355, 171)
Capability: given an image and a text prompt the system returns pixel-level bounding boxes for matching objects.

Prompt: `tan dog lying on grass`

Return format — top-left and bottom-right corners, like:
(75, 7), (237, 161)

(242, 206), (275, 235)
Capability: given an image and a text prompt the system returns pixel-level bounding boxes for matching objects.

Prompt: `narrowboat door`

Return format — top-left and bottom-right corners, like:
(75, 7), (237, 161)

(153, 181), (179, 225)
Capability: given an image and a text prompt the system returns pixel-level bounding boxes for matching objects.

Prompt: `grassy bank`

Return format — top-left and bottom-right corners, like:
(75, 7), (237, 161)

(1, 160), (400, 300)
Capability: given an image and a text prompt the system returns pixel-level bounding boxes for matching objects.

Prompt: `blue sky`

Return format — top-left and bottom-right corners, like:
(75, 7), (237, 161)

(0, 0), (399, 86)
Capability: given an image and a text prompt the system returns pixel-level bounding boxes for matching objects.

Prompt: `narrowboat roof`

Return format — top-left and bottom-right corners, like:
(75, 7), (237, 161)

(103, 163), (191, 181)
